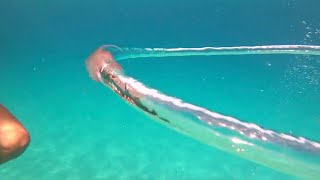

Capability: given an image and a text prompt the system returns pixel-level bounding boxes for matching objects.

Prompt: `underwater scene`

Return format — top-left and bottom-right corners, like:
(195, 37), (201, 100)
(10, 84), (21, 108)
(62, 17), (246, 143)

(0, 1), (319, 180)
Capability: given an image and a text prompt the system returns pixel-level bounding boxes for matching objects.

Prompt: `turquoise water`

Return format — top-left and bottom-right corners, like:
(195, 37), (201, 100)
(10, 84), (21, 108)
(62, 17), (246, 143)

(1, 1), (320, 180)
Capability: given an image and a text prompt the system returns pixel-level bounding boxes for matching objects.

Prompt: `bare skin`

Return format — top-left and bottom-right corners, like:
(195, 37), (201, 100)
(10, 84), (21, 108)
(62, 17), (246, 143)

(0, 104), (30, 164)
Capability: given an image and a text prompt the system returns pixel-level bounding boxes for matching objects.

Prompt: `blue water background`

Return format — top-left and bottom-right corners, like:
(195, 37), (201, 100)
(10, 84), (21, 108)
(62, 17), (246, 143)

(0, 1), (319, 179)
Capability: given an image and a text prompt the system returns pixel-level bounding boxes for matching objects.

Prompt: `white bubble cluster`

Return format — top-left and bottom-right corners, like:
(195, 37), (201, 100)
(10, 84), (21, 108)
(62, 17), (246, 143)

(282, 20), (320, 95)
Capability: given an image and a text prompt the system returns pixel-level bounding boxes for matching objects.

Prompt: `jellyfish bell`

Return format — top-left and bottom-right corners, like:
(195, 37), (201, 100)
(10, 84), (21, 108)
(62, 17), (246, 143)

(85, 45), (122, 82)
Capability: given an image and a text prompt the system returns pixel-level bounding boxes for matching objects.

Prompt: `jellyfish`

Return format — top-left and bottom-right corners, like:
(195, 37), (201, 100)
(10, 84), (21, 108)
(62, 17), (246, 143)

(86, 44), (320, 180)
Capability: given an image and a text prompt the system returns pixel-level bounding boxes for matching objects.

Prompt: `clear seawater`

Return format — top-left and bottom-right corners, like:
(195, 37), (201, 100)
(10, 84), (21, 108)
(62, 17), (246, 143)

(0, 1), (319, 180)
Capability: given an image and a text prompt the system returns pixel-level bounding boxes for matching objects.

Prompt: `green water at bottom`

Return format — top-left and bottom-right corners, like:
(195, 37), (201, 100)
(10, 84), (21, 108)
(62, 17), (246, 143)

(0, 53), (319, 180)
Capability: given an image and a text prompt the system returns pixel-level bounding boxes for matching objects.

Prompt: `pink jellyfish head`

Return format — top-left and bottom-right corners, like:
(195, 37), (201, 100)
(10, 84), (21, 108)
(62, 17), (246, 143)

(85, 45), (122, 82)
